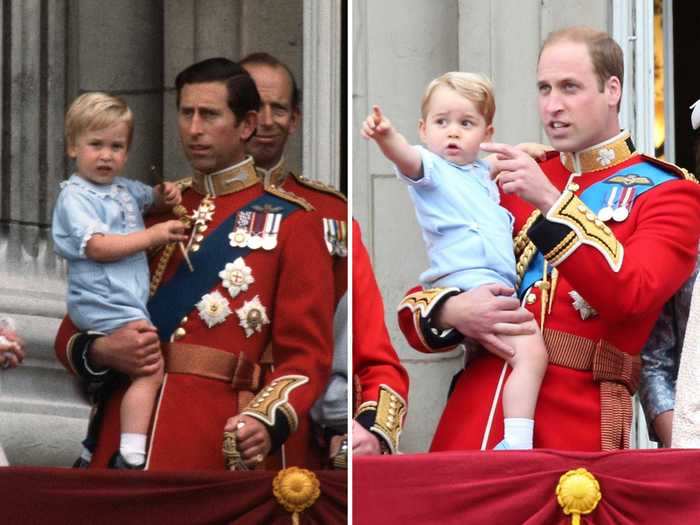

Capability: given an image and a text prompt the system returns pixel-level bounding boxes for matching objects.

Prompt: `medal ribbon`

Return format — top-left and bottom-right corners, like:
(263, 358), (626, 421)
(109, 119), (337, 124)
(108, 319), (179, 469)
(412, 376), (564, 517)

(148, 193), (301, 341)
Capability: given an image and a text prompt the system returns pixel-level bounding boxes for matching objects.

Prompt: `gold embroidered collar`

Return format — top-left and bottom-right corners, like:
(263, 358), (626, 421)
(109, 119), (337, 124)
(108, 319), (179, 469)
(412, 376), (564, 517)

(255, 157), (288, 188)
(192, 156), (258, 196)
(559, 131), (636, 173)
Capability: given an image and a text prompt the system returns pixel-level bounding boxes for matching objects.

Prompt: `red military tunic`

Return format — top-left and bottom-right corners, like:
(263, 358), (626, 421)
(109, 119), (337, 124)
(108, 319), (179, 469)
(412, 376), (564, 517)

(398, 132), (700, 451)
(353, 220), (409, 453)
(262, 160), (348, 466)
(55, 157), (334, 470)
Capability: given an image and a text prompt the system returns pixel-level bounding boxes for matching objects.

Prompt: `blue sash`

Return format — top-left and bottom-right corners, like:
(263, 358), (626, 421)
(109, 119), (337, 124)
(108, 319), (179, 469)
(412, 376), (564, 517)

(148, 193), (301, 341)
(518, 161), (676, 297)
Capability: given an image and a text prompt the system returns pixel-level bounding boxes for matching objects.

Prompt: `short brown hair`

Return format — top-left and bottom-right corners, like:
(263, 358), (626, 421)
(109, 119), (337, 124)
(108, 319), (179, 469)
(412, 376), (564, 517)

(421, 72), (495, 124)
(540, 26), (624, 94)
(64, 92), (134, 150)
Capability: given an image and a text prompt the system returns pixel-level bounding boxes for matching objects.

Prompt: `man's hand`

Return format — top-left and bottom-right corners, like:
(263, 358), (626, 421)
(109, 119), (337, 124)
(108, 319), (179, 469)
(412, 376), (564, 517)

(147, 220), (188, 248)
(155, 182), (182, 207)
(352, 420), (382, 456)
(224, 414), (272, 467)
(435, 284), (536, 360)
(360, 105), (394, 143)
(481, 142), (561, 213)
(89, 320), (161, 377)
(0, 332), (25, 370)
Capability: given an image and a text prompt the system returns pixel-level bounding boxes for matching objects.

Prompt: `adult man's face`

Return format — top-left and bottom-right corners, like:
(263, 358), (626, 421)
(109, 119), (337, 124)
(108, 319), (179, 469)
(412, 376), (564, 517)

(243, 63), (299, 170)
(178, 81), (256, 174)
(537, 40), (621, 152)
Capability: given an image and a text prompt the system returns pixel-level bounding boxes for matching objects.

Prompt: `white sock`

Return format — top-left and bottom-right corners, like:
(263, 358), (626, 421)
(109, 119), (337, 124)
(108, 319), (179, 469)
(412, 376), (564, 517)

(120, 433), (147, 466)
(504, 418), (534, 450)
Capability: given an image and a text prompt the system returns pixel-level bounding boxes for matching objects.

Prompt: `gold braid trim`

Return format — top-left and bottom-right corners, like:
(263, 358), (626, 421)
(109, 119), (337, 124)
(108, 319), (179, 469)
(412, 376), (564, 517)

(371, 384), (407, 454)
(355, 400), (377, 417)
(513, 210), (541, 257)
(265, 184), (314, 211)
(291, 172), (347, 202)
(150, 242), (177, 297)
(241, 375), (309, 432)
(515, 241), (537, 290)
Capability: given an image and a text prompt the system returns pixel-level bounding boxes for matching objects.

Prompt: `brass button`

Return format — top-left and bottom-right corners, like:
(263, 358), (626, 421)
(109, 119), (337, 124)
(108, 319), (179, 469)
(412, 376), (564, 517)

(191, 244), (201, 252)
(568, 183), (580, 192)
(181, 316), (188, 324)
(577, 205), (587, 213)
(603, 226), (612, 234)
(173, 327), (186, 340)
(526, 293), (537, 304)
(594, 219), (603, 227)
(585, 212), (595, 221)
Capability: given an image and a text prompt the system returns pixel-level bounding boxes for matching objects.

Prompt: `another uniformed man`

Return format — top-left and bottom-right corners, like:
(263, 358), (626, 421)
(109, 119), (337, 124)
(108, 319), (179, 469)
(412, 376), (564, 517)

(353, 220), (409, 456)
(241, 52), (349, 466)
(54, 58), (334, 470)
(397, 26), (700, 451)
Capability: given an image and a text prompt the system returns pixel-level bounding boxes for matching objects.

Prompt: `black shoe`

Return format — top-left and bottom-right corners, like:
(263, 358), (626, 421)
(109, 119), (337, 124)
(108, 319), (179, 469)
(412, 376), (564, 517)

(72, 456), (91, 469)
(108, 452), (145, 470)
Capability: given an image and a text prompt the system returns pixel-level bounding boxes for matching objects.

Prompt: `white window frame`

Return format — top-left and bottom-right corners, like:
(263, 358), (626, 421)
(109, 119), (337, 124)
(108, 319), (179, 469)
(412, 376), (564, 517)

(612, 0), (658, 449)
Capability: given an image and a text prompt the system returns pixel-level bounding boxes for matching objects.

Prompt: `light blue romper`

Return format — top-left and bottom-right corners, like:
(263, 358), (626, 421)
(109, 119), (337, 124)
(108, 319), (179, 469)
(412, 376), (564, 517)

(52, 174), (154, 333)
(396, 146), (516, 290)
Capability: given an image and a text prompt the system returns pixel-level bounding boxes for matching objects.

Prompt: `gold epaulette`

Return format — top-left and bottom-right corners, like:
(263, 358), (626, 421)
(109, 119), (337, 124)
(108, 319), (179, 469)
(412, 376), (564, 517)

(291, 172), (347, 202)
(641, 154), (699, 183)
(265, 184), (314, 211)
(173, 176), (193, 191)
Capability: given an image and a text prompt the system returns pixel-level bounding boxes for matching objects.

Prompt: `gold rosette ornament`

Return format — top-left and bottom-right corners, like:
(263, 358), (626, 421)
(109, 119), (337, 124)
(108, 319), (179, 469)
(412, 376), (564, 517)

(556, 468), (602, 525)
(273, 467), (320, 525)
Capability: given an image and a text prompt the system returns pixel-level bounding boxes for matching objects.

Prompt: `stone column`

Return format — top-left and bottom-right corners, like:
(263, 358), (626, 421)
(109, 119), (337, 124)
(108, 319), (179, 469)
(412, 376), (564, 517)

(302, 0), (342, 187)
(0, 0), (83, 467)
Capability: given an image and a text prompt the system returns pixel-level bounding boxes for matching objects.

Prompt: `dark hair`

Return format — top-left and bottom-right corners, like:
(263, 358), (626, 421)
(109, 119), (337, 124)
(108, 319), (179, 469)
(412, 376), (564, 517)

(175, 57), (261, 120)
(240, 52), (301, 110)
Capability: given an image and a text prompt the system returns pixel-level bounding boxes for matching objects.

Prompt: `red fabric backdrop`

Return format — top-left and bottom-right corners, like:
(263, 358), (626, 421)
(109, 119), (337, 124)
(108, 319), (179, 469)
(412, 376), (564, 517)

(0, 468), (346, 524)
(353, 449), (700, 524)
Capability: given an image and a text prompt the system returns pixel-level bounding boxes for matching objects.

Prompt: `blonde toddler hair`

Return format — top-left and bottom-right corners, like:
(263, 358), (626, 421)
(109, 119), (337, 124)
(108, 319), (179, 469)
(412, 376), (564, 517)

(64, 92), (134, 151)
(420, 72), (495, 125)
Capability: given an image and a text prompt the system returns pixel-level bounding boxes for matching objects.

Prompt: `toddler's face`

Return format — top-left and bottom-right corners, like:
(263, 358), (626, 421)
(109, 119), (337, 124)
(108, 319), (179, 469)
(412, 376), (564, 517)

(68, 121), (129, 185)
(419, 85), (493, 166)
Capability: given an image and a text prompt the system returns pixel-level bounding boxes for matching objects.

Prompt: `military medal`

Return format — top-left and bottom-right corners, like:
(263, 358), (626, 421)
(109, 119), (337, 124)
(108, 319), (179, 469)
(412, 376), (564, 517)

(219, 257), (254, 298)
(323, 218), (348, 257)
(569, 290), (597, 320)
(613, 187), (635, 222)
(236, 295), (270, 337)
(597, 186), (617, 222)
(196, 290), (232, 328)
(246, 211), (265, 250)
(229, 211), (253, 248)
(261, 213), (282, 251)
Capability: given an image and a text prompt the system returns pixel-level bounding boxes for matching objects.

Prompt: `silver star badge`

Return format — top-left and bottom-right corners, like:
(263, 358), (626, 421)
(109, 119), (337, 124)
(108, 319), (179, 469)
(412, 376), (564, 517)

(569, 290), (597, 320)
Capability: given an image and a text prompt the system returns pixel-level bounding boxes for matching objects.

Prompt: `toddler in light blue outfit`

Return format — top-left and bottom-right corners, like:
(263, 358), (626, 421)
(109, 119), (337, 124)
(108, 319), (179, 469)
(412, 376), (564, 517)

(362, 72), (548, 450)
(53, 175), (155, 333)
(52, 92), (187, 468)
